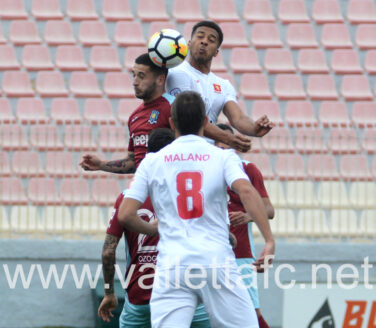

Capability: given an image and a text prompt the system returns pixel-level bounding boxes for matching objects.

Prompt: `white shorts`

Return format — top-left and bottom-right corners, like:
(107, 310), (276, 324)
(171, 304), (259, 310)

(150, 266), (258, 328)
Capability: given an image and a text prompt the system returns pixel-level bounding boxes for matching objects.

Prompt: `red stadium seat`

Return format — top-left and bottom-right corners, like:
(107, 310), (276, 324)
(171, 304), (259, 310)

(56, 45), (87, 71)
(211, 52), (227, 72)
(307, 74), (338, 100)
(12, 151), (44, 177)
(264, 49), (296, 74)
(30, 125), (63, 150)
(2, 71), (34, 97)
(251, 101), (284, 126)
(0, 151), (10, 176)
(16, 98), (48, 124)
(341, 75), (373, 101)
(215, 72), (235, 86)
(328, 128), (360, 154)
(137, 0), (169, 21)
(104, 72), (133, 98)
(148, 22), (177, 39)
(243, 0), (275, 23)
(340, 155), (372, 181)
(0, 124), (28, 150)
(312, 0), (343, 24)
(66, 0), (98, 21)
(308, 154), (340, 180)
(79, 21), (110, 46)
(183, 22), (196, 41)
(239, 73), (272, 99)
(117, 98), (143, 125)
(44, 21), (75, 45)
(251, 23), (282, 48)
(229, 48), (261, 73)
(0, 98), (16, 123)
(0, 0), (27, 19)
(274, 74), (306, 100)
(102, 0), (133, 21)
(319, 101), (350, 127)
(297, 49), (329, 73)
(352, 102), (376, 128)
(321, 24), (352, 49)
(285, 101), (318, 126)
(70, 72), (102, 97)
(50, 98), (82, 124)
(208, 0), (239, 22)
(22, 45), (53, 71)
(32, 0), (63, 20)
(347, 0), (376, 24)
(60, 178), (91, 205)
(83, 99), (116, 124)
(356, 24), (376, 49)
(29, 177), (60, 205)
(275, 154), (306, 180)
(36, 71), (68, 97)
(173, 0), (203, 23)
(0, 45), (20, 70)
(331, 49), (362, 74)
(64, 125), (96, 151)
(98, 125), (128, 152)
(261, 127), (295, 153)
(10, 20), (41, 45)
(92, 178), (122, 206)
(287, 24), (318, 49)
(90, 46), (121, 72)
(114, 21), (146, 47)
(124, 47), (146, 71)
(0, 177), (27, 205)
(295, 128), (326, 154)
(278, 0), (309, 24)
(0, 24), (6, 44)
(46, 151), (79, 177)
(365, 50), (376, 74)
(220, 22), (249, 48)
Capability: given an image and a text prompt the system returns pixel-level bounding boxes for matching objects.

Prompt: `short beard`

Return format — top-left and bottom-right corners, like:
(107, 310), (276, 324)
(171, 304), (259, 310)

(135, 82), (157, 101)
(192, 53), (210, 66)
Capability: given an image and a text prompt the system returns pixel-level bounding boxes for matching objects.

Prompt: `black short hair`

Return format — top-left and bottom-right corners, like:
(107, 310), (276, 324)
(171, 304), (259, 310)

(216, 123), (234, 134)
(135, 53), (168, 78)
(171, 91), (206, 135)
(147, 128), (175, 152)
(191, 20), (223, 47)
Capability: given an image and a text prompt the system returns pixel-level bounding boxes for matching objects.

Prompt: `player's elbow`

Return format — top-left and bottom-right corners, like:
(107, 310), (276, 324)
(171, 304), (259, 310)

(267, 206), (275, 220)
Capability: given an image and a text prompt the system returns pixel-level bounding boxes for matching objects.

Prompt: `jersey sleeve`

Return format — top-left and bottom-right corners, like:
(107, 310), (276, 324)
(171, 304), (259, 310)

(246, 163), (269, 198)
(106, 193), (125, 238)
(127, 121), (134, 152)
(124, 154), (150, 203)
(223, 150), (249, 187)
(166, 69), (192, 96)
(224, 80), (238, 104)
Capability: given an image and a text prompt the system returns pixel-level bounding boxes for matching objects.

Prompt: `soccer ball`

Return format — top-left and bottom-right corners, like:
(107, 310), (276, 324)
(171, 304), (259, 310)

(148, 29), (188, 69)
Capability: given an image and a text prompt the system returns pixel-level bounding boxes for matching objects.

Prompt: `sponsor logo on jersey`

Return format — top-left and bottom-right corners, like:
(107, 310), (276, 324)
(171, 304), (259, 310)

(132, 134), (149, 146)
(148, 110), (160, 124)
(213, 83), (222, 93)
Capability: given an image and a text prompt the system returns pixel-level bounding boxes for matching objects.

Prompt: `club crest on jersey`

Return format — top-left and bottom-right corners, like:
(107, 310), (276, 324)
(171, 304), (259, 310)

(213, 83), (222, 93)
(148, 110), (160, 124)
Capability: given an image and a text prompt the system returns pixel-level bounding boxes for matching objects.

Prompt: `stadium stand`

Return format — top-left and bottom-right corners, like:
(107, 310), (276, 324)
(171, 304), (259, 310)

(102, 0), (133, 21)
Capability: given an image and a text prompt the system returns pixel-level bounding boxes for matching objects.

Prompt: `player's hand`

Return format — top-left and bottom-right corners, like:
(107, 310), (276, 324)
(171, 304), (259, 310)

(229, 211), (252, 226)
(228, 134), (251, 153)
(254, 240), (275, 273)
(80, 154), (102, 171)
(98, 294), (118, 323)
(229, 232), (237, 249)
(254, 115), (274, 137)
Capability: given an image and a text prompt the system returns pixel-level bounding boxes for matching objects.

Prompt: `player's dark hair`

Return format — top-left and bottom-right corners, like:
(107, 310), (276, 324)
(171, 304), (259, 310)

(171, 91), (206, 135)
(216, 123), (234, 134)
(135, 53), (168, 78)
(147, 128), (175, 153)
(191, 20), (223, 47)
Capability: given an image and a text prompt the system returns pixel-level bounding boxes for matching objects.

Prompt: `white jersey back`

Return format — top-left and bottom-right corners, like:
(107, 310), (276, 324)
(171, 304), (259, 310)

(166, 61), (237, 124)
(125, 135), (249, 268)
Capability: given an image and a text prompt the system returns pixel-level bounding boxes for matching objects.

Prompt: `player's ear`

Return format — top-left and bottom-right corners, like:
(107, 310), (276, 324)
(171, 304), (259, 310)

(157, 74), (165, 86)
(213, 49), (219, 57)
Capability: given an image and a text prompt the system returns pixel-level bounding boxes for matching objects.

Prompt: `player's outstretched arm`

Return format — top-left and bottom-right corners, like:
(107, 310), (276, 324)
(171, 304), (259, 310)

(79, 153), (136, 174)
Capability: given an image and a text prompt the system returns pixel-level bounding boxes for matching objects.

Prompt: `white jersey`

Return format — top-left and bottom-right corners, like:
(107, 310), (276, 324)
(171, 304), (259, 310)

(166, 61), (237, 124)
(125, 135), (249, 268)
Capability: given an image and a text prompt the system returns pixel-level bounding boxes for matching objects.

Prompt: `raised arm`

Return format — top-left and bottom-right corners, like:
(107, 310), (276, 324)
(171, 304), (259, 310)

(80, 153), (136, 174)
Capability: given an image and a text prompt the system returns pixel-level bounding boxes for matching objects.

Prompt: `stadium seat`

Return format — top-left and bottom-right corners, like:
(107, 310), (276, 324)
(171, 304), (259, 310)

(297, 209), (330, 237)
(29, 177), (60, 205)
(137, 0), (169, 21)
(12, 151), (44, 177)
(215, 72), (235, 86)
(361, 129), (375, 154)
(327, 128), (360, 154)
(268, 209), (296, 237)
(341, 75), (373, 101)
(46, 151), (79, 177)
(30, 125), (63, 151)
(210, 52), (227, 72)
(148, 21), (177, 39)
(286, 181), (318, 208)
(229, 48), (261, 73)
(352, 102), (376, 128)
(114, 21), (146, 47)
(60, 178), (91, 205)
(0, 124), (28, 150)
(264, 180), (287, 207)
(340, 155), (372, 181)
(0, 98), (16, 123)
(73, 206), (106, 233)
(297, 49), (329, 74)
(347, 0), (376, 24)
(319, 101), (350, 127)
(274, 74), (306, 100)
(251, 23), (282, 48)
(16, 98), (48, 124)
(79, 21), (110, 46)
(66, 0), (98, 20)
(70, 72), (102, 97)
(295, 128), (326, 153)
(317, 181), (349, 208)
(239, 73), (272, 99)
(31, 0), (63, 20)
(262, 127), (295, 153)
(10, 206), (41, 232)
(220, 22), (249, 48)
(275, 154), (306, 180)
(350, 182), (376, 208)
(102, 0), (133, 21)
(331, 50), (362, 74)
(22, 45), (53, 71)
(0, 151), (10, 176)
(356, 24), (376, 49)
(40, 206), (72, 233)
(44, 21), (76, 45)
(278, 0), (309, 24)
(36, 71), (69, 97)
(104, 72), (133, 98)
(0, 206), (10, 232)
(90, 46), (121, 72)
(285, 101), (318, 127)
(365, 50), (376, 74)
(50, 98), (82, 124)
(0, 0), (27, 19)
(98, 125), (128, 152)
(64, 125), (96, 151)
(360, 210), (376, 237)
(55, 45), (87, 71)
(312, 0), (344, 24)
(208, 0), (239, 22)
(287, 24), (318, 49)
(92, 178), (122, 206)
(264, 49), (296, 74)
(10, 20), (41, 45)
(321, 24), (352, 49)
(117, 98), (142, 124)
(0, 45), (20, 70)
(308, 154), (340, 180)
(329, 210), (360, 237)
(251, 101), (284, 126)
(242, 153), (274, 179)
(173, 0), (203, 22)
(0, 24), (5, 44)
(2, 71), (34, 97)
(84, 99), (116, 125)
(243, 0), (275, 23)
(0, 177), (27, 204)
(307, 74), (338, 100)
(183, 22), (196, 41)
(124, 47), (146, 71)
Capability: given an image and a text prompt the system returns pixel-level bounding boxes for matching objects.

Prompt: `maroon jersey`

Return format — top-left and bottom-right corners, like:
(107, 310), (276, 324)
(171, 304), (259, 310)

(127, 93), (173, 167)
(228, 161), (269, 259)
(107, 192), (159, 305)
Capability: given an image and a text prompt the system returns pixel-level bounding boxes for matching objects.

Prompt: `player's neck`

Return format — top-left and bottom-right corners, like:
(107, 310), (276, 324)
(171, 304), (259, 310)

(188, 57), (211, 75)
